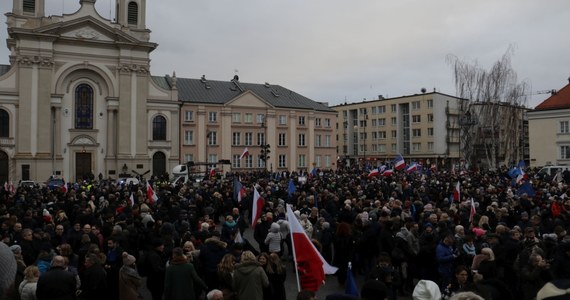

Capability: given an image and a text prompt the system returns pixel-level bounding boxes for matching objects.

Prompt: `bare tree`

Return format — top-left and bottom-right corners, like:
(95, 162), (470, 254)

(447, 46), (528, 170)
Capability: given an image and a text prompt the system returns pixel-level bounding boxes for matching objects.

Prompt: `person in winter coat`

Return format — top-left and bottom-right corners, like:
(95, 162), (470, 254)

(232, 251), (269, 300)
(436, 234), (457, 290)
(119, 252), (142, 300)
(18, 265), (39, 300)
(146, 239), (168, 300)
(163, 247), (207, 300)
(79, 253), (108, 300)
(36, 256), (77, 300)
(199, 234), (228, 290)
(264, 223), (282, 254)
(217, 253), (236, 300)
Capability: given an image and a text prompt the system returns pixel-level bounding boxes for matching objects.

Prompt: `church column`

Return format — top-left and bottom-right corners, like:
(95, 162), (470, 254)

(106, 108), (116, 158)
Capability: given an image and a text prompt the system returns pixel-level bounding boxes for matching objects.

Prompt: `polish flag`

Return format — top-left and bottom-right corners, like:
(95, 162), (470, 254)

(382, 169), (394, 176)
(251, 187), (265, 229)
(61, 179), (68, 194)
(128, 193), (135, 207)
(368, 169), (379, 177)
(287, 204), (337, 292)
(469, 197), (476, 223)
(209, 166), (216, 178)
(8, 182), (15, 194)
(146, 182), (158, 205)
(3, 181), (7, 191)
(240, 147), (249, 160)
(516, 169), (528, 184)
(406, 163), (417, 174)
(453, 181), (460, 202)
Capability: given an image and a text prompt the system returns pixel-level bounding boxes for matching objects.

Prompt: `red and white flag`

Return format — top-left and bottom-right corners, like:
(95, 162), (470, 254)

(146, 182), (158, 205)
(209, 166), (216, 178)
(8, 181), (15, 194)
(469, 197), (476, 223)
(128, 193), (135, 207)
(239, 147), (249, 160)
(368, 168), (379, 177)
(382, 169), (394, 176)
(287, 204), (337, 292)
(453, 181), (460, 202)
(251, 187), (265, 229)
(61, 179), (68, 194)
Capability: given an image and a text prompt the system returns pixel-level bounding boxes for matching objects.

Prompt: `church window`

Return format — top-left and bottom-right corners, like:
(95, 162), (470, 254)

(128, 2), (138, 25)
(23, 0), (35, 13)
(152, 115), (167, 141)
(0, 109), (9, 137)
(75, 84), (94, 129)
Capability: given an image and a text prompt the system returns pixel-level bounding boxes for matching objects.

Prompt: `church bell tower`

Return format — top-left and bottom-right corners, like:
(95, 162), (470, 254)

(116, 0), (147, 30)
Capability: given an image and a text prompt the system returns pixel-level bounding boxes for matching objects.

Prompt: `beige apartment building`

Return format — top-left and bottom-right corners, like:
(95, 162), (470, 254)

(0, 0), (336, 183)
(171, 76), (337, 174)
(332, 91), (465, 168)
(528, 79), (570, 167)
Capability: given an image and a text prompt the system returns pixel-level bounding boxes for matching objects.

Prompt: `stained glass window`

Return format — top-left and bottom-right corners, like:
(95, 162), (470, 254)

(75, 84), (93, 129)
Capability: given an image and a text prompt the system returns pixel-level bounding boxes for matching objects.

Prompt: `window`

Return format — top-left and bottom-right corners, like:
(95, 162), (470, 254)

(208, 154), (217, 163)
(391, 130), (397, 138)
(244, 156), (253, 168)
(208, 112), (217, 123)
(562, 146), (570, 159)
(427, 114), (434, 123)
(315, 135), (322, 147)
(360, 132), (367, 140)
(232, 113), (241, 123)
(315, 156), (321, 167)
(391, 104), (397, 113)
(378, 118), (386, 126)
(427, 99), (433, 108)
(257, 133), (265, 145)
(371, 132), (378, 140)
(371, 107), (378, 115)
(428, 142), (434, 151)
(184, 111), (194, 122)
(379, 144), (386, 153)
(279, 155), (286, 168)
(278, 115), (287, 125)
(298, 155), (306, 167)
(371, 119), (377, 127)
(232, 132), (241, 146)
(232, 155), (241, 168)
(127, 1), (138, 25)
(257, 114), (265, 124)
(184, 130), (194, 145)
(412, 143), (421, 152)
(391, 117), (397, 126)
(23, 0), (35, 13)
(428, 128), (434, 136)
(359, 108), (368, 115)
(184, 154), (193, 163)
(257, 155), (266, 168)
(391, 144), (397, 152)
(379, 131), (386, 139)
(298, 116), (306, 125)
(324, 155), (331, 167)
(412, 129), (421, 137)
(278, 133), (286, 146)
(325, 135), (331, 147)
(244, 113), (253, 123)
(378, 106), (386, 114)
(245, 132), (253, 146)
(152, 116), (167, 140)
(372, 144), (378, 152)
(359, 120), (367, 127)
(412, 115), (421, 123)
(412, 101), (421, 110)
(75, 84), (94, 129)
(315, 118), (322, 127)
(0, 109), (9, 137)
(299, 134), (306, 146)
(208, 132), (217, 145)
(360, 144), (367, 153)
(561, 121), (570, 134)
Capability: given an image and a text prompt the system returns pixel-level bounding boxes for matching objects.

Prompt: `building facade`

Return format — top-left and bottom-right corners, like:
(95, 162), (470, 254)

(332, 91), (464, 168)
(0, 0), (336, 183)
(528, 79), (570, 167)
(167, 75), (337, 174)
(0, 0), (175, 183)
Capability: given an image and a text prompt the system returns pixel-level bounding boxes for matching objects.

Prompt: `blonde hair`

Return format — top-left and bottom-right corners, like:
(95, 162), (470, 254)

(240, 250), (257, 263)
(478, 215), (489, 228)
(23, 265), (40, 280)
(481, 247), (495, 261)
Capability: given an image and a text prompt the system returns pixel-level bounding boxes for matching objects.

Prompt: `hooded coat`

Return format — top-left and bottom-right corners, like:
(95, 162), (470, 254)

(233, 261), (269, 300)
(163, 256), (207, 300)
(264, 223), (282, 253)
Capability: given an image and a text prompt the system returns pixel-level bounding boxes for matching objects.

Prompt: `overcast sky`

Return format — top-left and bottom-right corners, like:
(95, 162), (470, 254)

(1, 0), (569, 108)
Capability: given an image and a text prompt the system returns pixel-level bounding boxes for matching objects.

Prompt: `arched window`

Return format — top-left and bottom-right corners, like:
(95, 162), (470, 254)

(128, 2), (138, 25)
(0, 109), (9, 137)
(152, 152), (166, 177)
(152, 115), (167, 140)
(75, 84), (94, 129)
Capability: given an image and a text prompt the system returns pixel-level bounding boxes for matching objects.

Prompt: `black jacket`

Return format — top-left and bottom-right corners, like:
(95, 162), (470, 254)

(36, 266), (76, 300)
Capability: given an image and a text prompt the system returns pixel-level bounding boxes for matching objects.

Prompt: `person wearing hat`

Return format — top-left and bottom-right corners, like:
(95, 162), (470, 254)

(119, 252), (142, 300)
(0, 242), (17, 300)
(164, 247), (207, 300)
(35, 255), (76, 300)
(146, 239), (168, 300)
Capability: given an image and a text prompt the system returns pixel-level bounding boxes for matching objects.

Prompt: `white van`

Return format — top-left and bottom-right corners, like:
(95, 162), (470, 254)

(536, 165), (570, 178)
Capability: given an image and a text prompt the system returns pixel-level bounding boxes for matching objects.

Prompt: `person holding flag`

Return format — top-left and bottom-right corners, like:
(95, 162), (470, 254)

(286, 204), (337, 292)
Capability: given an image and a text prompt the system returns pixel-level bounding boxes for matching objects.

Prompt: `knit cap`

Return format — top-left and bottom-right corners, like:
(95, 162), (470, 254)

(122, 252), (136, 266)
(0, 242), (17, 292)
(413, 280), (442, 300)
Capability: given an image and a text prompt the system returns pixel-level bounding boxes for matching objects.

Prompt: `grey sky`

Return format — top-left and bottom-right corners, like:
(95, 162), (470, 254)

(1, 0), (568, 108)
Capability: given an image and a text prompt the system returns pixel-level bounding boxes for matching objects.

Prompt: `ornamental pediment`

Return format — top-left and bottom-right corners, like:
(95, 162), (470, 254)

(227, 91), (273, 108)
(61, 26), (113, 42)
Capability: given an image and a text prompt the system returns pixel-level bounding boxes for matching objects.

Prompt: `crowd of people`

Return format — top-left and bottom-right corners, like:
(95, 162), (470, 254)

(0, 163), (570, 300)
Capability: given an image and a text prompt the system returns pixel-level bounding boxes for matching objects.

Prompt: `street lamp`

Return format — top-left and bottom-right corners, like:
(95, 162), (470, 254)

(260, 115), (270, 171)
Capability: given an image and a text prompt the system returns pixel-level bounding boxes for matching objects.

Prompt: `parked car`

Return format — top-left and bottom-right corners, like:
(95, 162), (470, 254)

(117, 177), (140, 185)
(18, 180), (36, 189)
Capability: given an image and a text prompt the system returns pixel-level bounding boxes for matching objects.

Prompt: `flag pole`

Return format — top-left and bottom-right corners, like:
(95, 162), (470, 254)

(287, 204), (301, 292)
